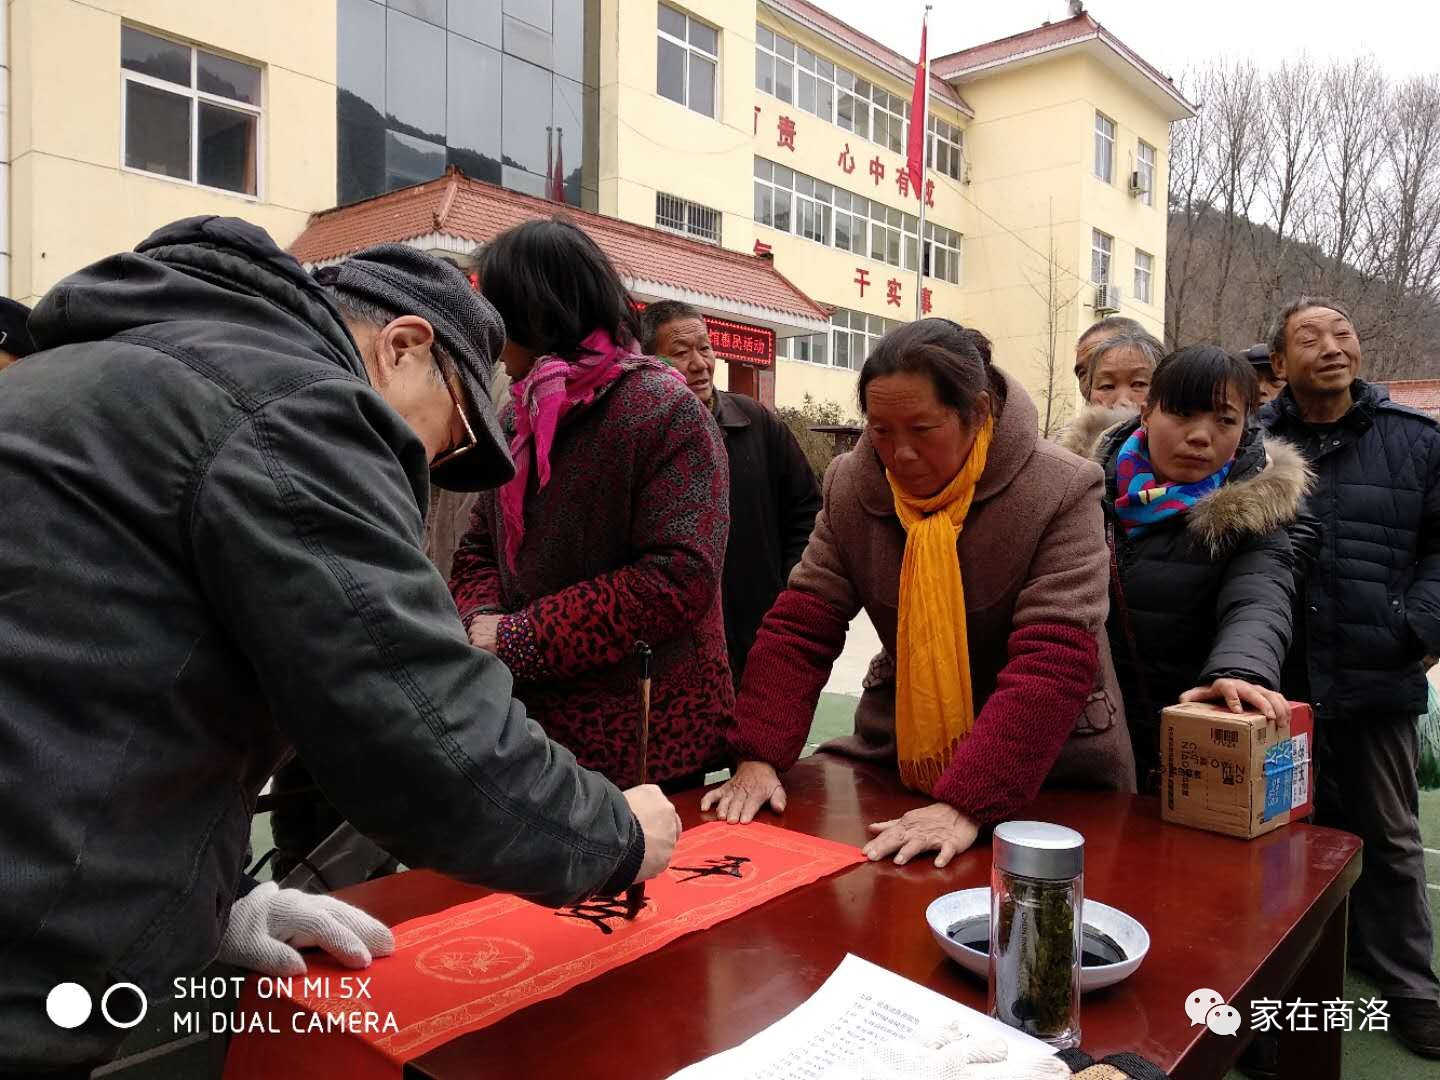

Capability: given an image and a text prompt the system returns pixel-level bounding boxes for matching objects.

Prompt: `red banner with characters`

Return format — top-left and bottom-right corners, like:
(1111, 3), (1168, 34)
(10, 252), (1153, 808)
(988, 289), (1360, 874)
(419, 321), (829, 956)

(222, 822), (861, 1078)
(704, 316), (776, 369)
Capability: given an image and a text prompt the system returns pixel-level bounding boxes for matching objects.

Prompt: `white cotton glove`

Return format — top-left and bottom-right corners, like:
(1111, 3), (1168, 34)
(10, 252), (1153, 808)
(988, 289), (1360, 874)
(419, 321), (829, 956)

(217, 881), (395, 977)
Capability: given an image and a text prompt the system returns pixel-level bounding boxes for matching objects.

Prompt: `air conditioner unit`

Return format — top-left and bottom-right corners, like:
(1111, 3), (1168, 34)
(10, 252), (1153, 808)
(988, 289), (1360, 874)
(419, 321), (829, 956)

(1094, 283), (1121, 314)
(1128, 171), (1148, 197)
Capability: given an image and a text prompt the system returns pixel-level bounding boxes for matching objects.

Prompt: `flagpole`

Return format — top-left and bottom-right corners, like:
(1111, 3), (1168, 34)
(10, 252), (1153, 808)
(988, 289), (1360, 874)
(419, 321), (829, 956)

(914, 5), (932, 321)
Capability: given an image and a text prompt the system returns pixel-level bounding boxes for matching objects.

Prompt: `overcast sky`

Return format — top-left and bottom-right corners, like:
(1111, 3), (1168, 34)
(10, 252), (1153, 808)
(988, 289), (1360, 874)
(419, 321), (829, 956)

(818, 0), (1437, 83)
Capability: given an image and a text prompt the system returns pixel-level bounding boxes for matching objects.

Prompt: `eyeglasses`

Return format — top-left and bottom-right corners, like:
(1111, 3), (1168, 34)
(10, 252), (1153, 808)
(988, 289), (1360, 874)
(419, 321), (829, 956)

(432, 372), (478, 469)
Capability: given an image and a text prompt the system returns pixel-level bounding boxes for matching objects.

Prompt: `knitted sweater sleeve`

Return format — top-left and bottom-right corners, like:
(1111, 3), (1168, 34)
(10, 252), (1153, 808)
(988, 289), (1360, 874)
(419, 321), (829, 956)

(729, 459), (863, 769)
(932, 458), (1107, 824)
(448, 495), (506, 627)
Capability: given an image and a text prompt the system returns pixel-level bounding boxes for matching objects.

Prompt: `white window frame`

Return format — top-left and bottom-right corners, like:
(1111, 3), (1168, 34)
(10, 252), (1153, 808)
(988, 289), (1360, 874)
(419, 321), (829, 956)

(793, 42), (837, 124)
(792, 173), (834, 245)
(1094, 111), (1115, 184)
(120, 28), (264, 200)
(754, 158), (795, 235)
(658, 4), (718, 118)
(755, 24), (795, 106)
(655, 191), (721, 244)
(756, 24), (916, 154)
(869, 84), (909, 155)
(1092, 229), (1113, 285)
(1134, 249), (1154, 304)
(829, 307), (903, 371)
(1136, 140), (1156, 207)
(835, 66), (872, 142)
(754, 156), (939, 278)
(925, 222), (963, 285)
(832, 188), (868, 256)
(928, 116), (964, 181)
(779, 329), (828, 366)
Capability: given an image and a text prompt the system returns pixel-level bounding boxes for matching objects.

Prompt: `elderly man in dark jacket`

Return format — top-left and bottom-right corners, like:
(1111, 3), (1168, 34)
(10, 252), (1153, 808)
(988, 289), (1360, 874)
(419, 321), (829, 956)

(641, 300), (821, 687)
(1261, 296), (1440, 1058)
(0, 217), (679, 1071)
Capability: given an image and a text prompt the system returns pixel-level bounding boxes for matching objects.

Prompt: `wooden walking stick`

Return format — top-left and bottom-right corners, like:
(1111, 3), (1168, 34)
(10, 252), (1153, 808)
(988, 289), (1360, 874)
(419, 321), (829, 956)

(625, 640), (653, 919)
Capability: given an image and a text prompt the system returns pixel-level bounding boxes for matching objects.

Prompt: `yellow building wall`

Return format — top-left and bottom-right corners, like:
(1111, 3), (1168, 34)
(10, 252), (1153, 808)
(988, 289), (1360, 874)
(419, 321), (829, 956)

(598, 0), (757, 249)
(920, 53), (1172, 427)
(1073, 55), (1170, 335)
(9, 0), (337, 304)
(591, 2), (1176, 421)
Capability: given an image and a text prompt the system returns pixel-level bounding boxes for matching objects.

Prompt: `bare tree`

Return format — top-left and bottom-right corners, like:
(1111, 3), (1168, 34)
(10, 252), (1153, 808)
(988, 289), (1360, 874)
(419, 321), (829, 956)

(1310, 57), (1388, 295)
(1165, 68), (1222, 349)
(1204, 59), (1271, 343)
(1371, 74), (1440, 379)
(1251, 57), (1323, 333)
(1027, 203), (1082, 438)
(1164, 55), (1440, 379)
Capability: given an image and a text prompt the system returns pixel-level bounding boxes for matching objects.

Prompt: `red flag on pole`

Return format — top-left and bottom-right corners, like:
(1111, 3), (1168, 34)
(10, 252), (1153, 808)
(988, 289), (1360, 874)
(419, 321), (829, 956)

(905, 18), (928, 198)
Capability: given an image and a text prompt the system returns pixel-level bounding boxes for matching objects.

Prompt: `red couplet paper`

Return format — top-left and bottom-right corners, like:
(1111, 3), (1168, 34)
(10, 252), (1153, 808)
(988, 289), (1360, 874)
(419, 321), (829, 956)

(222, 821), (863, 1078)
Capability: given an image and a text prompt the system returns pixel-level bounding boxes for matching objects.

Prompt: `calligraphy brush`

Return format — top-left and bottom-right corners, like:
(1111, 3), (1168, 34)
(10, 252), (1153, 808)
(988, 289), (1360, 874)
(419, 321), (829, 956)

(625, 640), (653, 919)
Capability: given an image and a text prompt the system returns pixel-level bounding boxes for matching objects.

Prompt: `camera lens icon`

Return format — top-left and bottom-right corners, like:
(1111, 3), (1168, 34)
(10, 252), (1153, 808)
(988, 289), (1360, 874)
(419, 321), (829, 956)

(45, 984), (91, 1029)
(46, 982), (148, 1030)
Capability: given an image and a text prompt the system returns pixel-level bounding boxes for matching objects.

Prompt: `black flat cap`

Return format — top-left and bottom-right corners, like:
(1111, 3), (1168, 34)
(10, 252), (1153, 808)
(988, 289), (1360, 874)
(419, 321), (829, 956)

(315, 245), (514, 491)
(1242, 343), (1272, 367)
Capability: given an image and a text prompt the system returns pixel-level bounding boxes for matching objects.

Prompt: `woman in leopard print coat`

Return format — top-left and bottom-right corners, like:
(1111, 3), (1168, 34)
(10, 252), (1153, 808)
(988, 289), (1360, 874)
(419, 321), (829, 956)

(451, 221), (733, 788)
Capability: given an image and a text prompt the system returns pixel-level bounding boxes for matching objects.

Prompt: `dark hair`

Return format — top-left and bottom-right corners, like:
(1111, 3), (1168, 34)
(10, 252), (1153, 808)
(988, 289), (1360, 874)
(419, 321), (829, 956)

(1077, 315), (1144, 349)
(477, 218), (641, 361)
(1268, 295), (1353, 356)
(960, 326), (992, 367)
(640, 300), (705, 354)
(1149, 344), (1259, 420)
(856, 318), (1004, 422)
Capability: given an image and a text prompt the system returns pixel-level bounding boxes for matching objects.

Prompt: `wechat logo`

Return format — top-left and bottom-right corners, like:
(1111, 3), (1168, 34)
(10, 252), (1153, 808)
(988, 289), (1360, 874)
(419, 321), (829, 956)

(1186, 988), (1241, 1036)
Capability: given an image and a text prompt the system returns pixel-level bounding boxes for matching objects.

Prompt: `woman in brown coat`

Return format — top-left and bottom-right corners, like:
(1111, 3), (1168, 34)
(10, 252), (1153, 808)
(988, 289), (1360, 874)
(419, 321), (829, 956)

(704, 319), (1134, 865)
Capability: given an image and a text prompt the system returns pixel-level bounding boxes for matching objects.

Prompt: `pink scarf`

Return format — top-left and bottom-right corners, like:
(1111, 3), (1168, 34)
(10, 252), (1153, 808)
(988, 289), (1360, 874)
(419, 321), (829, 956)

(499, 329), (634, 571)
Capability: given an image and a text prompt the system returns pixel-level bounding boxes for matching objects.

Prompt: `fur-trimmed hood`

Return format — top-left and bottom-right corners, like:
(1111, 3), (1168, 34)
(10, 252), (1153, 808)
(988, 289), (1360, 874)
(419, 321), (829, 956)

(1056, 404), (1139, 458)
(1064, 404), (1315, 557)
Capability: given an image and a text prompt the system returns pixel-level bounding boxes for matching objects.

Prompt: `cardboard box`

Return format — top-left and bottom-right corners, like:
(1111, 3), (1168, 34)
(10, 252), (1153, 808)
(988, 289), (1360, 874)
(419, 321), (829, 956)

(1160, 702), (1314, 839)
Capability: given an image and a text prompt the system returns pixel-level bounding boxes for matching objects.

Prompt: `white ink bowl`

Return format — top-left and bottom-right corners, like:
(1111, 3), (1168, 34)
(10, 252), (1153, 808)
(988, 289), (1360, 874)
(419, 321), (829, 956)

(926, 887), (1150, 993)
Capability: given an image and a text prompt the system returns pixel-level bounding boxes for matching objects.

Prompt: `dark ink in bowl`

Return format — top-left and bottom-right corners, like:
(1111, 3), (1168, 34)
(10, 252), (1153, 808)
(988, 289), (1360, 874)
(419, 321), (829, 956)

(945, 916), (1128, 969)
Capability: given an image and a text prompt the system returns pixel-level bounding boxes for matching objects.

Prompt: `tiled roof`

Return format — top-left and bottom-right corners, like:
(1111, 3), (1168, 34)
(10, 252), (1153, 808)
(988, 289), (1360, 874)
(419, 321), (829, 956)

(931, 12), (1194, 115)
(289, 169), (830, 325)
(761, 0), (972, 116)
(932, 13), (1097, 76)
(1383, 379), (1440, 415)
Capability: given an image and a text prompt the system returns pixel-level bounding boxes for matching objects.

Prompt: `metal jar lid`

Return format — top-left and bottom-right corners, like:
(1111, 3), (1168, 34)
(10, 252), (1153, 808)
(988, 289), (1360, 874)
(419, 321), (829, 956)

(992, 821), (1084, 881)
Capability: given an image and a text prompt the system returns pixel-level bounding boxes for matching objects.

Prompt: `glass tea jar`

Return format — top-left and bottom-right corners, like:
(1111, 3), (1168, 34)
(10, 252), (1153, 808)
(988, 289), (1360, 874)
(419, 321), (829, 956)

(987, 820), (1084, 1049)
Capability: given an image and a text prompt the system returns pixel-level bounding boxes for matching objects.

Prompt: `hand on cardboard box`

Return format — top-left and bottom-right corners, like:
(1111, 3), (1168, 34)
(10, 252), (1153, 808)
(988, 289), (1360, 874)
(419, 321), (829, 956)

(1179, 678), (1290, 722)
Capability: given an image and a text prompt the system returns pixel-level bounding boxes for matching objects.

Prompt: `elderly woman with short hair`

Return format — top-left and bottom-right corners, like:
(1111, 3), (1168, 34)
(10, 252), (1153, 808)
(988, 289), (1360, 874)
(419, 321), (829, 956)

(1083, 330), (1165, 410)
(1060, 330), (1167, 461)
(704, 319), (1135, 866)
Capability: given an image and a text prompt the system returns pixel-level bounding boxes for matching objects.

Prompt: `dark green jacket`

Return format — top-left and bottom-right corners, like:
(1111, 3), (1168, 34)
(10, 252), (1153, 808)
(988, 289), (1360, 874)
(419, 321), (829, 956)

(0, 218), (641, 1068)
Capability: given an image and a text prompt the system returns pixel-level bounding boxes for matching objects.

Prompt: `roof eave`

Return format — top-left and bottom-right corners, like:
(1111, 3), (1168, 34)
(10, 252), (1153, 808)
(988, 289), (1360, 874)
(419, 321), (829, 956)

(298, 229), (831, 337)
(936, 31), (1195, 122)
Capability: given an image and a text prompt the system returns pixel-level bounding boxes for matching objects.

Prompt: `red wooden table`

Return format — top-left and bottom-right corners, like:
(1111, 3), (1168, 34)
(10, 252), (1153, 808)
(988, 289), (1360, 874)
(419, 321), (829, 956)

(331, 755), (1360, 1080)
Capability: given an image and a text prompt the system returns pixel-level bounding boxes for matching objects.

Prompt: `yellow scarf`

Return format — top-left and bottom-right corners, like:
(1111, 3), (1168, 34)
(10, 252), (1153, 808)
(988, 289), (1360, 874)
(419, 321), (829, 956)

(886, 417), (994, 793)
